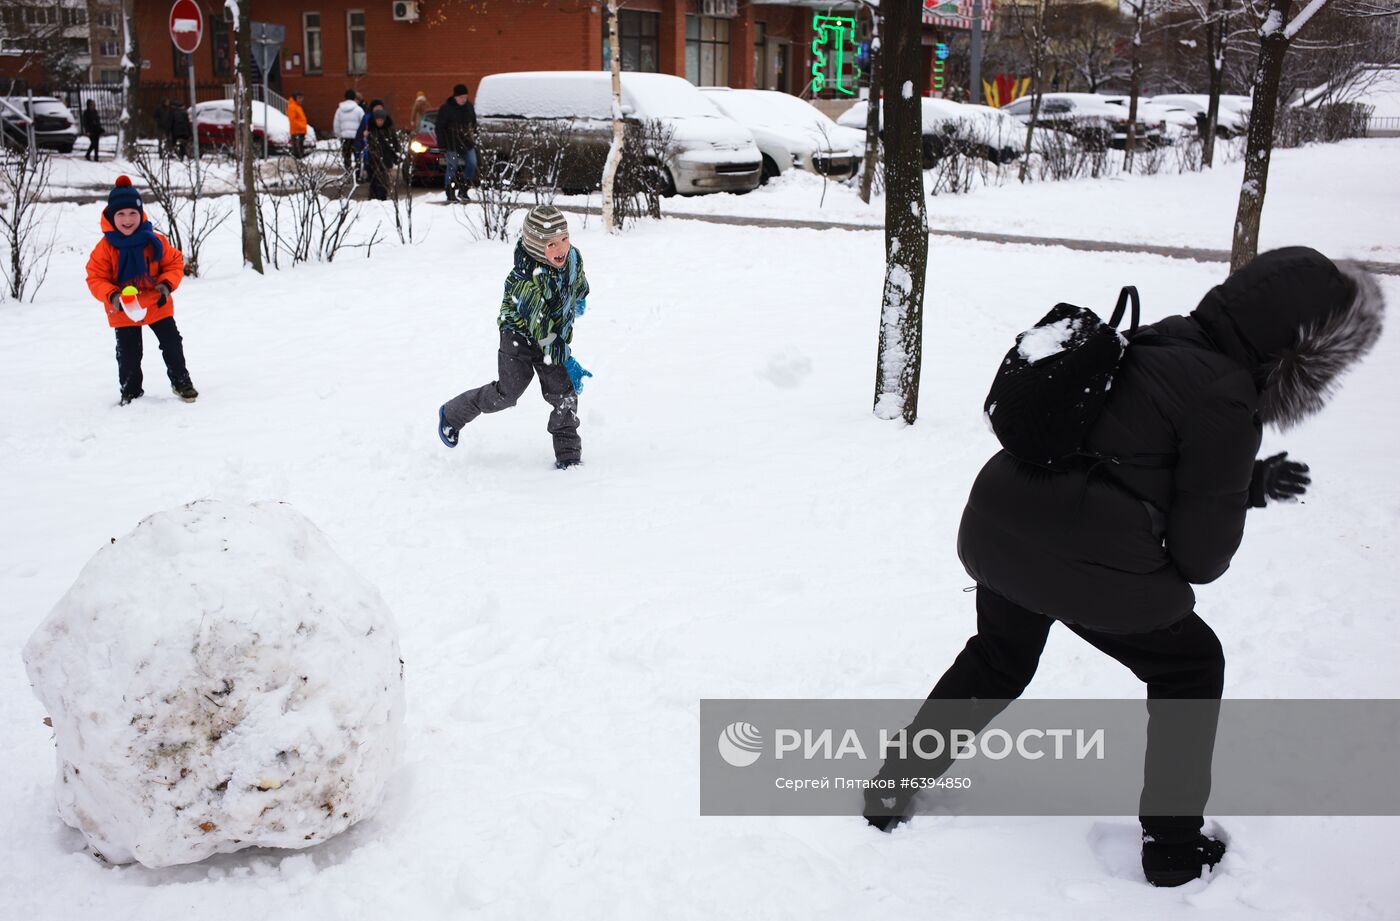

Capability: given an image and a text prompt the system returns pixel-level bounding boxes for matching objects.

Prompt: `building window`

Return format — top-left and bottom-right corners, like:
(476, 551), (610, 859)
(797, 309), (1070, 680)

(174, 47), (192, 77)
(24, 7), (59, 26)
(753, 22), (767, 90)
(99, 40), (120, 57)
(602, 9), (660, 74)
(63, 8), (89, 27)
(303, 12), (323, 75)
(211, 15), (232, 78)
(685, 16), (730, 87)
(96, 11), (118, 29)
(347, 10), (367, 75)
(100, 69), (122, 84)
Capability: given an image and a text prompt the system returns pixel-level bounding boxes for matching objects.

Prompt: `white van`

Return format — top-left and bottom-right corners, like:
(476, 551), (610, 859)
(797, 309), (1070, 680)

(473, 71), (762, 195)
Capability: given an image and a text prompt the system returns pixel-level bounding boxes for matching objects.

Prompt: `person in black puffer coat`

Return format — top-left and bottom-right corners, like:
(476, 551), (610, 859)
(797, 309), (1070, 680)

(435, 83), (478, 202)
(866, 248), (1385, 887)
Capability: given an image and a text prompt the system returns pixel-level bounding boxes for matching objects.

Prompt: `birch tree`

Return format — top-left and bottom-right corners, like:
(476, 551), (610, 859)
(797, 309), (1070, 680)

(859, 2), (881, 204)
(119, 0), (140, 161)
(600, 0), (625, 233)
(230, 0), (263, 272)
(872, 0), (928, 423)
(1122, 0), (1155, 170)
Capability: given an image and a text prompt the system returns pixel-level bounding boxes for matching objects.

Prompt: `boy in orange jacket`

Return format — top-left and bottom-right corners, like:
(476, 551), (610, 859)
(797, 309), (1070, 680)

(85, 175), (197, 406)
(288, 91), (308, 159)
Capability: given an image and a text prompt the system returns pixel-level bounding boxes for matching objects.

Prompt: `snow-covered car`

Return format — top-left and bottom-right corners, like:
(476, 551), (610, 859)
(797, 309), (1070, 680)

(192, 99), (317, 155)
(1000, 92), (1156, 150)
(474, 71), (762, 195)
(836, 97), (1022, 166)
(1099, 95), (1196, 145)
(0, 96), (79, 153)
(1149, 94), (1252, 137)
(698, 87), (863, 183)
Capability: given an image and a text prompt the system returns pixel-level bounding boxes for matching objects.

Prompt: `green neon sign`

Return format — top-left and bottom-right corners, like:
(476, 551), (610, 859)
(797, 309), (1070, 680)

(810, 13), (860, 96)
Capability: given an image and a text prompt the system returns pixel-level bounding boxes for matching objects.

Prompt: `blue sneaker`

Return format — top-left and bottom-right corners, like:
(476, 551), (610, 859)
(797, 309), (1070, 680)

(438, 405), (459, 448)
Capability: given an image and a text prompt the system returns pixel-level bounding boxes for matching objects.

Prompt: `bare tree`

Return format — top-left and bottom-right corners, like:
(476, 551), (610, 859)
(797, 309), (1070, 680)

(1050, 3), (1130, 92)
(601, 0), (626, 233)
(129, 146), (231, 277)
(1009, 0), (1060, 182)
(230, 0), (263, 273)
(0, 148), (55, 302)
(872, 0), (928, 424)
(1122, 0), (1162, 170)
(119, 0), (140, 160)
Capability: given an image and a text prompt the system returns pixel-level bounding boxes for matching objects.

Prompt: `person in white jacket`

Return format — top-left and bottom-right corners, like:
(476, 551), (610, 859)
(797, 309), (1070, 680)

(332, 90), (366, 181)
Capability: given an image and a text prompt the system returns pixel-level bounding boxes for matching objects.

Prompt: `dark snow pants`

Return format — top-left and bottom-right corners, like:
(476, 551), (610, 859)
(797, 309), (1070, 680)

(882, 586), (1224, 843)
(442, 330), (581, 464)
(115, 317), (190, 398)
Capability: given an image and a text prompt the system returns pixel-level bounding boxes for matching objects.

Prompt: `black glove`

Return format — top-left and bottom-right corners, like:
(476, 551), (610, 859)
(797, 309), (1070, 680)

(1249, 452), (1311, 508)
(155, 283), (171, 308)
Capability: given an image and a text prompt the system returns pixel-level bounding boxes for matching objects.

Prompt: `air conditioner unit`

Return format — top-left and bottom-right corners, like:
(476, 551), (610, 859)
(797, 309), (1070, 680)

(392, 1), (420, 22)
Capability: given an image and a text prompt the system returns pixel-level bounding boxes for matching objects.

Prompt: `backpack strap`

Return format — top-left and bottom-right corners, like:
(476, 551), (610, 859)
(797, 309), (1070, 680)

(1108, 286), (1140, 332)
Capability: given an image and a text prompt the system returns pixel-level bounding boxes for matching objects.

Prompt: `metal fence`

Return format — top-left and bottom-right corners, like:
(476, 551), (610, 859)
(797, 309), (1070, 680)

(1366, 115), (1400, 136)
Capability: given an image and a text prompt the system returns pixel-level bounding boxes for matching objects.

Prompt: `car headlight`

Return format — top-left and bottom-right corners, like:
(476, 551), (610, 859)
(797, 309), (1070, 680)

(409, 140), (427, 154)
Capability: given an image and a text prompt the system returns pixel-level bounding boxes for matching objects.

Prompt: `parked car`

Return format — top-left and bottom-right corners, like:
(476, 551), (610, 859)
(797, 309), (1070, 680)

(0, 96), (79, 153)
(473, 71), (762, 195)
(192, 99), (317, 155)
(836, 97), (1022, 166)
(698, 87), (863, 183)
(1149, 94), (1252, 136)
(1096, 95), (1196, 145)
(1000, 93), (1155, 149)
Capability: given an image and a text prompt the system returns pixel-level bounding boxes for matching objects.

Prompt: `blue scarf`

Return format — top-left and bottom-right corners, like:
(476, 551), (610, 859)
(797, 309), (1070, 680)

(103, 220), (163, 287)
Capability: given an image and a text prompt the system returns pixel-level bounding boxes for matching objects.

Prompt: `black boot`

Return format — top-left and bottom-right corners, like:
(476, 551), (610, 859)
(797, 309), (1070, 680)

(119, 388), (144, 406)
(862, 782), (914, 832)
(1142, 834), (1226, 887)
(172, 379), (199, 402)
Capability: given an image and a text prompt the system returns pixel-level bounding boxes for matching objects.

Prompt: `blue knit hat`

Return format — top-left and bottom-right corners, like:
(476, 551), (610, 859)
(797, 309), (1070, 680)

(104, 175), (144, 221)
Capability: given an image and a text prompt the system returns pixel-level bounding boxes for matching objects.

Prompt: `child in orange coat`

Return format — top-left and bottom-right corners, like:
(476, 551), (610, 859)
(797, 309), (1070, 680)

(85, 175), (197, 405)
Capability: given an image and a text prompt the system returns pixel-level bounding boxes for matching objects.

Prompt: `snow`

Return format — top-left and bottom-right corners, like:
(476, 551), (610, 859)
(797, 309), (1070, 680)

(0, 137), (1398, 917)
(1017, 317), (1079, 363)
(21, 501), (404, 868)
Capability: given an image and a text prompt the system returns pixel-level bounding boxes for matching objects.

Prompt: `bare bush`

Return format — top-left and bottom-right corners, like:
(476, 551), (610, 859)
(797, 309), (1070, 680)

(1275, 101), (1375, 147)
(613, 118), (676, 228)
(254, 154), (379, 266)
(129, 145), (231, 278)
(0, 149), (55, 302)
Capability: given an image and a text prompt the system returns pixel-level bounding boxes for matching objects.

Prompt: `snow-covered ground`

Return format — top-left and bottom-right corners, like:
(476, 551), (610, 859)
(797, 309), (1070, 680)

(566, 136), (1400, 263)
(1, 138), (1397, 919)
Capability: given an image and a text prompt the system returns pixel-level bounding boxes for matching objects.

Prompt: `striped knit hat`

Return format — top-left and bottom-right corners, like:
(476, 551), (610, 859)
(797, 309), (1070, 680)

(521, 205), (569, 264)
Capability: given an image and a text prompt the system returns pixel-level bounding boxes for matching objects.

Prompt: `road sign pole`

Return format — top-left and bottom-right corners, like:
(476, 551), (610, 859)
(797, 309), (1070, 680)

(971, 0), (983, 104)
(189, 57), (201, 182)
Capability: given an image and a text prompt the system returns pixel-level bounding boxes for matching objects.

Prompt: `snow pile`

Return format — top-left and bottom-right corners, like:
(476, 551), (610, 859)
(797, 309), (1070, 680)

(22, 500), (404, 869)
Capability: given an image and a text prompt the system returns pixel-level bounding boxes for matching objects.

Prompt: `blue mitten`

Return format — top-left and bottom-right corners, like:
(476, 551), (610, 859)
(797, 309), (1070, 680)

(574, 296), (587, 318)
(565, 356), (593, 393)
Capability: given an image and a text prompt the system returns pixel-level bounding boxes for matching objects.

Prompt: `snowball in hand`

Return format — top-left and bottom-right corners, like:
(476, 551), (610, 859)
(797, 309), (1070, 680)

(22, 500), (406, 868)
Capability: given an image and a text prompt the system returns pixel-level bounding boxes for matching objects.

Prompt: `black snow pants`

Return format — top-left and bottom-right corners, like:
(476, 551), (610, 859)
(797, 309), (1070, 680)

(442, 330), (581, 464)
(115, 317), (191, 398)
(880, 586), (1224, 843)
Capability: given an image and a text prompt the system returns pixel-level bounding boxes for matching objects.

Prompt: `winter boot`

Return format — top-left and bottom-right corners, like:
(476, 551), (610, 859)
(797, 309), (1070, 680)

(438, 405), (459, 448)
(1142, 834), (1226, 887)
(554, 458), (581, 470)
(119, 388), (144, 406)
(863, 785), (914, 832)
(172, 380), (199, 402)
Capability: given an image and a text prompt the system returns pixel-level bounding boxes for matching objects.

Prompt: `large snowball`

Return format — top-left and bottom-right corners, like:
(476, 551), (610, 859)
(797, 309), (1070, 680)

(23, 500), (405, 868)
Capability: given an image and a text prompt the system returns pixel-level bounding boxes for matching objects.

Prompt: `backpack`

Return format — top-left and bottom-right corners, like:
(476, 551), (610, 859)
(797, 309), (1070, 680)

(984, 286), (1144, 471)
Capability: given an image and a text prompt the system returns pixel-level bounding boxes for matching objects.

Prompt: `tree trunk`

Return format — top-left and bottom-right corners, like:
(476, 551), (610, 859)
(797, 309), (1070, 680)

(872, 0), (927, 424)
(858, 8), (881, 205)
(1016, 0), (1049, 183)
(1230, 0), (1291, 272)
(119, 0), (140, 161)
(601, 0), (625, 233)
(234, 1), (263, 273)
(1124, 3), (1144, 171)
(1202, 0), (1224, 167)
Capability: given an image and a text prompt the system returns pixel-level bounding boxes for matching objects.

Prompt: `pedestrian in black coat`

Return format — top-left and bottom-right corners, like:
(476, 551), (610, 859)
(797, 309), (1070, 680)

(867, 247), (1385, 887)
(435, 84), (478, 201)
(82, 100), (104, 162)
(364, 106), (400, 201)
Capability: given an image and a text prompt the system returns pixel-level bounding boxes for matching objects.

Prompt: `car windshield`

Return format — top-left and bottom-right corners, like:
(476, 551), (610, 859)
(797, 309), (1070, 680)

(420, 111), (436, 132)
(623, 77), (722, 120)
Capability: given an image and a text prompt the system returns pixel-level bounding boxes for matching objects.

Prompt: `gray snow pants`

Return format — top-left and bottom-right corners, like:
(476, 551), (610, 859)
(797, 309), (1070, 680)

(443, 330), (581, 463)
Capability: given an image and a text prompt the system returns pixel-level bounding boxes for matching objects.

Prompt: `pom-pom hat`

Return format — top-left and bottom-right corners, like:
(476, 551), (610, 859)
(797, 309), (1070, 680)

(104, 175), (144, 221)
(521, 205), (569, 265)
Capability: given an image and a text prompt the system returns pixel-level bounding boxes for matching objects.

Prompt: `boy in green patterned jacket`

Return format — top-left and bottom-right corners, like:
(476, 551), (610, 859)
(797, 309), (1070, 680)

(438, 206), (591, 469)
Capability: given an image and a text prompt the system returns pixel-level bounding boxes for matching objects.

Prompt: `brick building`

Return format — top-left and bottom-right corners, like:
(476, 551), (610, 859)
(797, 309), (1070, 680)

(131, 0), (886, 134)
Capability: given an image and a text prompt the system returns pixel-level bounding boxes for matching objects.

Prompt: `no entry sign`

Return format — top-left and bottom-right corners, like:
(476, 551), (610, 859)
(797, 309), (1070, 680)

(169, 0), (204, 54)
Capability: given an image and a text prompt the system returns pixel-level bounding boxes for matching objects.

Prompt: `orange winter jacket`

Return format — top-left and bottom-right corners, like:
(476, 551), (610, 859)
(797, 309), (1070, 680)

(288, 98), (307, 135)
(86, 213), (184, 329)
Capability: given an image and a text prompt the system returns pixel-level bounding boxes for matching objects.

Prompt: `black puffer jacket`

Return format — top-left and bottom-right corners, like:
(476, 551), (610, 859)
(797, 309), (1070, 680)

(957, 248), (1384, 634)
(436, 96), (477, 153)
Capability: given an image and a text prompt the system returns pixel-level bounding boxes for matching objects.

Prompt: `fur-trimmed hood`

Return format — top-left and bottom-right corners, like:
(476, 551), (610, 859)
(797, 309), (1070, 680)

(1191, 248), (1386, 430)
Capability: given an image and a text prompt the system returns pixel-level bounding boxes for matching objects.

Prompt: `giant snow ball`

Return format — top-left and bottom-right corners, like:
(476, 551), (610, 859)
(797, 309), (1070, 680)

(23, 500), (405, 868)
